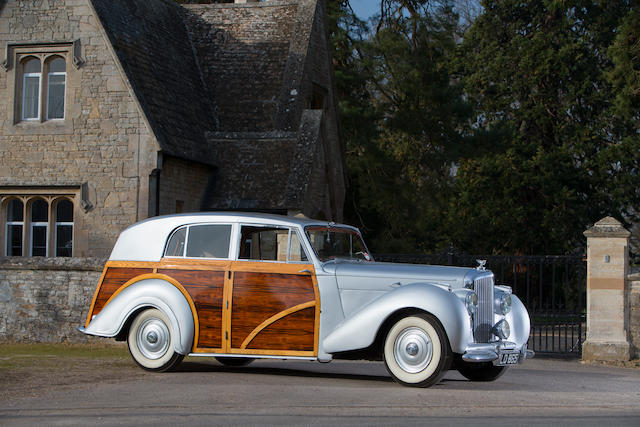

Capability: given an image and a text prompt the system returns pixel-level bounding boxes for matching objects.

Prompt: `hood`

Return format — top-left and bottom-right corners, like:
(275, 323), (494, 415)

(325, 260), (483, 291)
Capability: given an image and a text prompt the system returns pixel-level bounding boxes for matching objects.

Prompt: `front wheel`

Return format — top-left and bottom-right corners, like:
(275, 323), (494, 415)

(127, 308), (184, 372)
(457, 361), (508, 382)
(383, 313), (452, 387)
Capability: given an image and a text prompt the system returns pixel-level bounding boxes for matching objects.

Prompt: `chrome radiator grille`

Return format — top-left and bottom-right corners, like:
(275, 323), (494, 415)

(473, 275), (494, 342)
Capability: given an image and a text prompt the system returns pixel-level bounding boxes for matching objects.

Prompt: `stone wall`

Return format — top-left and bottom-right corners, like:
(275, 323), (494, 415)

(629, 271), (640, 358)
(0, 256), (105, 343)
(0, 0), (160, 257)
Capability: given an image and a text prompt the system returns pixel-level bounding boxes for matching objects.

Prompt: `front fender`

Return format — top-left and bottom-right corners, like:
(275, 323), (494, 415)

(504, 293), (530, 347)
(323, 284), (472, 354)
(80, 279), (195, 355)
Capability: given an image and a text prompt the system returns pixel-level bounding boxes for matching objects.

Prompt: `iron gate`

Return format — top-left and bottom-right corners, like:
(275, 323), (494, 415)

(375, 251), (586, 357)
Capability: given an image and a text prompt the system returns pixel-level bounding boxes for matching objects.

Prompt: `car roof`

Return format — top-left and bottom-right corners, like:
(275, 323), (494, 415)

(109, 212), (358, 262)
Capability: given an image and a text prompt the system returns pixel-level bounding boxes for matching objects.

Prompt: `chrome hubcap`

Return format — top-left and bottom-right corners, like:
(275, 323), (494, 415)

(146, 331), (158, 344)
(394, 327), (433, 373)
(137, 317), (170, 360)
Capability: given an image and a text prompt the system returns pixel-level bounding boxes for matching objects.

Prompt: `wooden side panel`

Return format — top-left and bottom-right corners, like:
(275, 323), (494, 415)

(92, 267), (153, 315)
(245, 307), (315, 351)
(231, 272), (315, 350)
(158, 269), (225, 349)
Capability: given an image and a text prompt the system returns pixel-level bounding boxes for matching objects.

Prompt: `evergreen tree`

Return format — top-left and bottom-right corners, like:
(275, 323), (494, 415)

(330, 0), (470, 252)
(451, 0), (638, 254)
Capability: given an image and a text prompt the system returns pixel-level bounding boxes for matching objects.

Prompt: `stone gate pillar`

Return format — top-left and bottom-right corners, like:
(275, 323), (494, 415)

(582, 217), (631, 361)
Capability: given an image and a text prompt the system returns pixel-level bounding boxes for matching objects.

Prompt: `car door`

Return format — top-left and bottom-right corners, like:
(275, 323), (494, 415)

(157, 223), (232, 352)
(227, 225), (319, 356)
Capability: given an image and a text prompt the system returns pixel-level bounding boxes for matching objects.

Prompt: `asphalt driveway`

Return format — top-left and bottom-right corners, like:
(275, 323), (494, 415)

(1, 345), (639, 426)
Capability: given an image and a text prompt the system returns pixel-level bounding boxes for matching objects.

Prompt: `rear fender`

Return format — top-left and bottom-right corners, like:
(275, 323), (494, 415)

(322, 283), (472, 354)
(81, 278), (195, 355)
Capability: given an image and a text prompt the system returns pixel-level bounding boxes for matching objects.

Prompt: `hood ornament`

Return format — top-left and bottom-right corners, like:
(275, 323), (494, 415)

(476, 259), (487, 271)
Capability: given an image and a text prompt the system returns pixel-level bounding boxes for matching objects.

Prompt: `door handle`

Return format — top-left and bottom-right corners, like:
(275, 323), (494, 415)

(391, 282), (402, 287)
(298, 269), (312, 275)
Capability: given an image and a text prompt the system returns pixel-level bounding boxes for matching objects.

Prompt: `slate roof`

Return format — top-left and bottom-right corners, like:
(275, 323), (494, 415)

(90, 0), (217, 165)
(201, 110), (323, 211)
(89, 0), (333, 212)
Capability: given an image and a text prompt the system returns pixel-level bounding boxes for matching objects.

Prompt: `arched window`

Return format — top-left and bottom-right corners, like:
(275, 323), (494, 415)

(55, 199), (73, 257)
(46, 56), (66, 120)
(30, 199), (48, 256)
(6, 199), (24, 256)
(22, 57), (41, 120)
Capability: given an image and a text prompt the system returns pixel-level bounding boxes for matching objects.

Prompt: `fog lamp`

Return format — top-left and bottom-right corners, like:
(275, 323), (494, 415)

(492, 319), (510, 340)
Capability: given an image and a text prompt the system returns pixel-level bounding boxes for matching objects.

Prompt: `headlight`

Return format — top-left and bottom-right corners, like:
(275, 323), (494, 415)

(492, 319), (511, 340)
(495, 293), (512, 315)
(465, 291), (478, 315)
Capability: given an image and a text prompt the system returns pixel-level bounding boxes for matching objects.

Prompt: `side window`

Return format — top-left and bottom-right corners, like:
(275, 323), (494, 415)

(30, 198), (48, 256)
(46, 56), (66, 120)
(186, 224), (231, 259)
(21, 57), (41, 120)
(238, 226), (309, 262)
(5, 199), (24, 256)
(239, 226), (289, 261)
(54, 199), (73, 257)
(289, 231), (309, 263)
(165, 227), (186, 257)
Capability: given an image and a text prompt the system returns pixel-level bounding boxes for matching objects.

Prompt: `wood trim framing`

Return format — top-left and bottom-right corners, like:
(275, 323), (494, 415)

(84, 264), (109, 327)
(240, 300), (316, 349)
(84, 259), (321, 357)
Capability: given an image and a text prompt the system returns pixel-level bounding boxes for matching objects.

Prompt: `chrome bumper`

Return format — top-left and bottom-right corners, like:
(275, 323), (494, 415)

(461, 341), (534, 364)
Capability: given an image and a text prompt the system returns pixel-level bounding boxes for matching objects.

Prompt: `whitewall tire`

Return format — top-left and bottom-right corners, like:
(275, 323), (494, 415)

(127, 308), (184, 372)
(383, 313), (452, 387)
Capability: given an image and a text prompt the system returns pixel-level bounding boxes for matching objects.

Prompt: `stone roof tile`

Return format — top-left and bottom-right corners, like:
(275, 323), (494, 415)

(90, 0), (217, 165)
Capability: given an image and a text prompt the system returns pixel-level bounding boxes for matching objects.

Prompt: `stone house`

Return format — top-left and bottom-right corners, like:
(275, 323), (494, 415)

(0, 0), (345, 258)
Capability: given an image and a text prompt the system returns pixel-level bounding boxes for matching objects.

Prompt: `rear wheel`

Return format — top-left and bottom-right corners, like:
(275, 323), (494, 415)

(457, 361), (508, 382)
(383, 313), (452, 387)
(215, 357), (254, 367)
(127, 308), (184, 372)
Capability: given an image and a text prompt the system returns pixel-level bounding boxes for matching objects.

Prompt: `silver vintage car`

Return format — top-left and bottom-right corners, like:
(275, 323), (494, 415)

(80, 212), (533, 387)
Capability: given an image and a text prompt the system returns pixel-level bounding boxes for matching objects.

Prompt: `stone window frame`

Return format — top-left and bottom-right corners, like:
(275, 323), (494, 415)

(2, 41), (83, 135)
(0, 188), (80, 257)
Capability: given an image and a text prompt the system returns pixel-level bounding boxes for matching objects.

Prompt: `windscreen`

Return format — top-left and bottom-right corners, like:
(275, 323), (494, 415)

(305, 226), (372, 262)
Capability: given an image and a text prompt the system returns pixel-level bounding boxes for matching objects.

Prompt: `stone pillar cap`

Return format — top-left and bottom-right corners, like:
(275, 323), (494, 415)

(583, 216), (631, 238)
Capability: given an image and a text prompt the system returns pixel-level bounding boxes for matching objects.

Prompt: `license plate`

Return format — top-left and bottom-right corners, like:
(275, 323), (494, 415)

(497, 351), (520, 366)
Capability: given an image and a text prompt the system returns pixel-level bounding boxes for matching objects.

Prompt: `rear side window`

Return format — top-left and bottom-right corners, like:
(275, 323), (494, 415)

(186, 224), (231, 258)
(165, 227), (186, 256)
(164, 224), (231, 259)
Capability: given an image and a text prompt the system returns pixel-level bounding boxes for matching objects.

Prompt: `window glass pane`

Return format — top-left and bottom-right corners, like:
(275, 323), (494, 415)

(186, 225), (231, 258)
(7, 199), (23, 222)
(55, 224), (73, 257)
(48, 56), (65, 73)
(165, 227), (186, 257)
(31, 199), (48, 222)
(7, 224), (23, 256)
(47, 74), (65, 119)
(56, 199), (73, 222)
(23, 57), (40, 73)
(23, 75), (40, 119)
(32, 225), (47, 256)
(239, 226), (289, 261)
(289, 232), (309, 262)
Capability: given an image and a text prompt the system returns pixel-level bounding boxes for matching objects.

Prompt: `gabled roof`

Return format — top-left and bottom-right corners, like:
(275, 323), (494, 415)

(90, 0), (217, 165)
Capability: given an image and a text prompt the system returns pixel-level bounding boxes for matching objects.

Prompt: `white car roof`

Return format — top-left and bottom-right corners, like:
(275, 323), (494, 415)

(108, 212), (357, 262)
